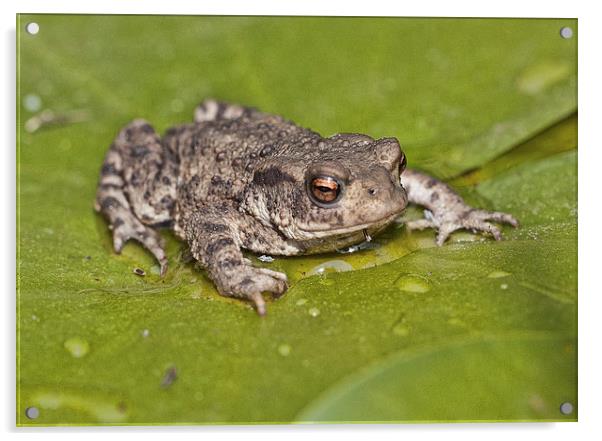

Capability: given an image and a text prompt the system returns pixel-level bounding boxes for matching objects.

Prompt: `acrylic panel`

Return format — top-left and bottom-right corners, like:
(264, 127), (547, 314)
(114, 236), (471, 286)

(16, 15), (577, 425)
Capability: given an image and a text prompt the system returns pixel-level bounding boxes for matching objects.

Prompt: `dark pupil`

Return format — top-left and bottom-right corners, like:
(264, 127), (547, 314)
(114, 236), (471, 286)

(311, 177), (339, 203)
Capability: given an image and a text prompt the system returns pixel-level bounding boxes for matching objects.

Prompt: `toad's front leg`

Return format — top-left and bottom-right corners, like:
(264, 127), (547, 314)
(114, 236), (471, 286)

(400, 169), (518, 245)
(179, 204), (293, 315)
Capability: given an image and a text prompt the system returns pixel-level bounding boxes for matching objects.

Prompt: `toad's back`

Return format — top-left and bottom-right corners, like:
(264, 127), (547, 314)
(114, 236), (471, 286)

(164, 107), (321, 205)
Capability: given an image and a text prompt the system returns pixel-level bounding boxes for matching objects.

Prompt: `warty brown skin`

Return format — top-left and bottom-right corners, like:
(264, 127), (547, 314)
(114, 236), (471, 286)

(95, 99), (518, 315)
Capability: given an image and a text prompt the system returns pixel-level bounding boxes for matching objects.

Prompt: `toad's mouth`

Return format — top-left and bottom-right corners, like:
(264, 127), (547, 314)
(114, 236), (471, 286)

(298, 212), (402, 238)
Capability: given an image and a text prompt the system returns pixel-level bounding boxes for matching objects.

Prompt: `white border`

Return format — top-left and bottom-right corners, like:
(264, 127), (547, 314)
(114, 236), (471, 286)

(3, 1), (600, 440)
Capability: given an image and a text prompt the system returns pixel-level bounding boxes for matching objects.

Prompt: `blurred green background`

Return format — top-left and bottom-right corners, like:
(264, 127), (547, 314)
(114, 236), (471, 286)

(17, 15), (577, 425)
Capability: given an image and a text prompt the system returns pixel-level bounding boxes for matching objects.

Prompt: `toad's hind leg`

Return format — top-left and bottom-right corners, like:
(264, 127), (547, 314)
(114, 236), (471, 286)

(95, 120), (177, 276)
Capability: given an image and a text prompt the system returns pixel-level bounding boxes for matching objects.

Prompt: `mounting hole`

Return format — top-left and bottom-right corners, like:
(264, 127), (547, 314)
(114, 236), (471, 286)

(560, 27), (573, 39)
(25, 406), (39, 419)
(25, 22), (40, 35)
(560, 401), (574, 415)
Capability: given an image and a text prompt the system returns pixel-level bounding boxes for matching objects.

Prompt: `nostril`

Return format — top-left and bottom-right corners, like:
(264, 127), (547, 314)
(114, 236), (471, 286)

(368, 188), (377, 196)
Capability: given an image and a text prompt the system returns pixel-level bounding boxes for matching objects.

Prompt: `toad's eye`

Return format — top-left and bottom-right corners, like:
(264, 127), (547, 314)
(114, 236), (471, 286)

(308, 176), (342, 206)
(398, 151), (407, 176)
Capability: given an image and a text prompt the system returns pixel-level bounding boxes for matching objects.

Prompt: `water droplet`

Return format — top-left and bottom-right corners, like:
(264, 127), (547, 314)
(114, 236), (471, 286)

(31, 314), (39, 322)
(278, 344), (291, 356)
(308, 260), (353, 276)
(395, 275), (431, 293)
(141, 329), (150, 338)
(392, 324), (409, 336)
(487, 270), (511, 279)
(258, 255), (274, 263)
(337, 241), (380, 254)
(295, 298), (307, 306)
(149, 265), (161, 275)
(23, 93), (42, 112)
(64, 337), (90, 358)
(500, 283), (509, 290)
(308, 307), (321, 317)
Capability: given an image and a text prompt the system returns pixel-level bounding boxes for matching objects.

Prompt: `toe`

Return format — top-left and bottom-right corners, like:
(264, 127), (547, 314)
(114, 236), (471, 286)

(435, 224), (457, 246)
(250, 293), (267, 316)
(159, 260), (168, 277)
(475, 209), (520, 228)
(473, 221), (502, 240)
(256, 267), (288, 282)
(113, 234), (125, 253)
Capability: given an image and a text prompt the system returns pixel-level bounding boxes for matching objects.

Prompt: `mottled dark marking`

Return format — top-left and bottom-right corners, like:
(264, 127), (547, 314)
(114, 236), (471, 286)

(253, 167), (295, 186)
(205, 237), (235, 256)
(211, 175), (222, 185)
(218, 257), (242, 270)
(131, 171), (142, 186)
(132, 144), (150, 157)
(125, 127), (135, 141)
(430, 192), (440, 202)
(162, 176), (171, 185)
(101, 163), (119, 176)
(100, 196), (120, 211)
(100, 183), (121, 191)
(215, 152), (226, 162)
(426, 178), (437, 188)
(260, 145), (273, 157)
(201, 223), (228, 233)
(140, 123), (154, 134)
(113, 217), (125, 228)
(160, 196), (174, 210)
(460, 208), (475, 220)
(239, 277), (255, 288)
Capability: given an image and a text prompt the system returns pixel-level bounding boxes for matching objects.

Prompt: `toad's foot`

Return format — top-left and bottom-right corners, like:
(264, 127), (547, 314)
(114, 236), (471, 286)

(406, 207), (519, 246)
(110, 214), (168, 276)
(217, 265), (288, 316)
(401, 169), (519, 246)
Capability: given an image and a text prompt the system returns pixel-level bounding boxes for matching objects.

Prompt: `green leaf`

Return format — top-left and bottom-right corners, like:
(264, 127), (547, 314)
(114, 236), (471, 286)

(17, 15), (576, 425)
(297, 335), (577, 422)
